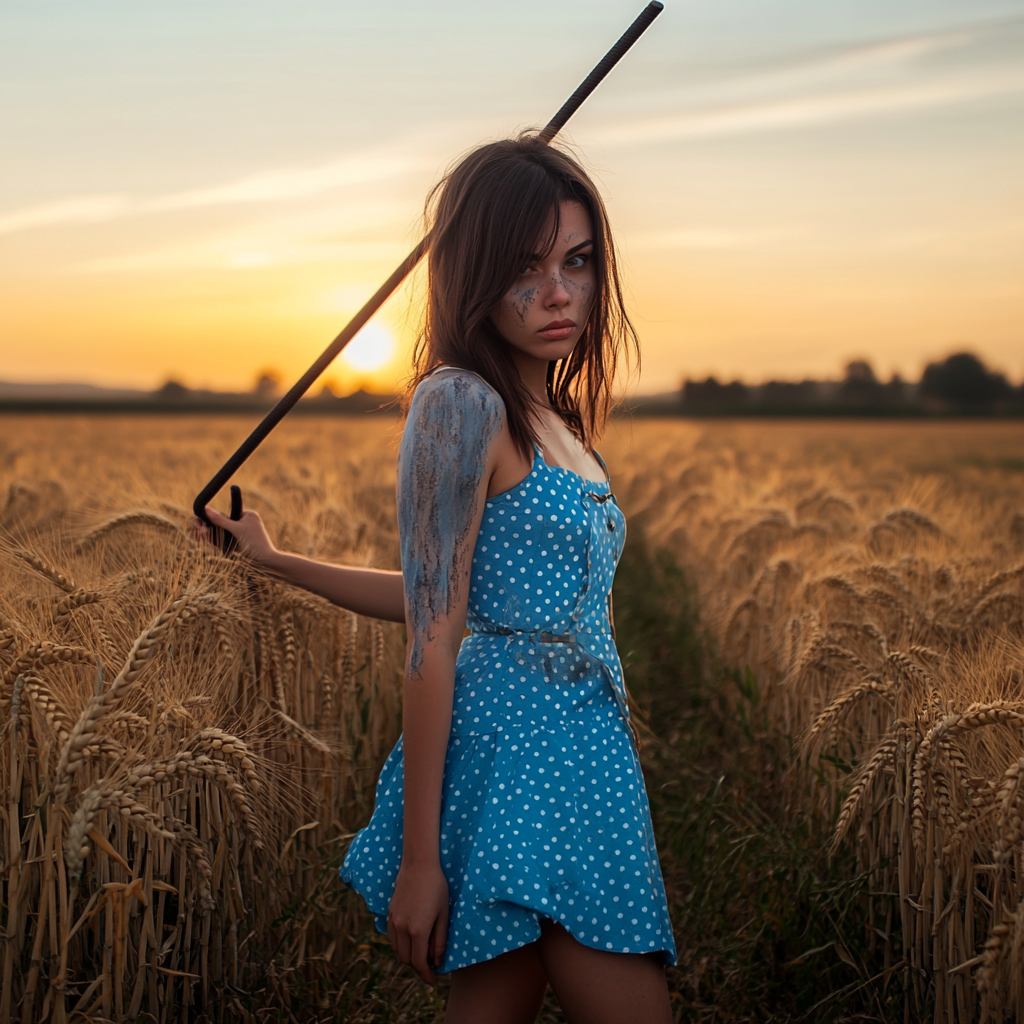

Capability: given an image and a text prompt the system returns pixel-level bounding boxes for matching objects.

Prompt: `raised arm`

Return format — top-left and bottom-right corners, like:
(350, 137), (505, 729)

(196, 509), (405, 622)
(387, 370), (504, 984)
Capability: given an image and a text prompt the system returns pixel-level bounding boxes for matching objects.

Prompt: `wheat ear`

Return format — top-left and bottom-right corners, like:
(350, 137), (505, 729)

(912, 704), (1024, 849)
(53, 588), (103, 623)
(75, 510), (186, 550)
(65, 783), (215, 908)
(831, 735), (898, 850)
(54, 592), (217, 799)
(1, 643), (95, 702)
(14, 548), (77, 592)
(21, 673), (74, 744)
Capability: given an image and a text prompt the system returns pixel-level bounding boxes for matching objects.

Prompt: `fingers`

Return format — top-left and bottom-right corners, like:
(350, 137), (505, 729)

(410, 928), (435, 986)
(428, 904), (449, 970)
(387, 915), (412, 974)
(189, 509), (236, 552)
(387, 917), (436, 986)
(187, 516), (210, 539)
(204, 506), (233, 528)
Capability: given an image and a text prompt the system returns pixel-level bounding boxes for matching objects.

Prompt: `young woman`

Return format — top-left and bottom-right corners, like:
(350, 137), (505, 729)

(197, 137), (675, 1024)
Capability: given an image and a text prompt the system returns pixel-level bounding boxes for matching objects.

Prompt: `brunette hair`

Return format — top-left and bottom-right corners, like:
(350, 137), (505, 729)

(408, 135), (638, 457)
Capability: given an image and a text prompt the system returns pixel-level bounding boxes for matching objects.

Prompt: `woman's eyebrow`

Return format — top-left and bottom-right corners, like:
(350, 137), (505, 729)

(565, 238), (594, 256)
(523, 238), (593, 263)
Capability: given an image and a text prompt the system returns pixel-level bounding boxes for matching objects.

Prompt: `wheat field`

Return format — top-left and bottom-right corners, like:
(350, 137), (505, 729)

(1, 414), (1023, 1022)
(610, 419), (1024, 1022)
(1, 416), (411, 1023)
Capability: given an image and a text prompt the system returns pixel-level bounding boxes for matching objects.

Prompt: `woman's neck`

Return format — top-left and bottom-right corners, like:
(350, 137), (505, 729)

(509, 347), (551, 407)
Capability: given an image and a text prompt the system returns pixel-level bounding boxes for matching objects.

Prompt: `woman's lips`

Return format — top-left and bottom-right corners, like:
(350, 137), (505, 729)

(538, 319), (576, 341)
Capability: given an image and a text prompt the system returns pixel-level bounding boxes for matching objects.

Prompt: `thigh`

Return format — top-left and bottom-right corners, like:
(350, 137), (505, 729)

(445, 940), (548, 1024)
(537, 921), (672, 1024)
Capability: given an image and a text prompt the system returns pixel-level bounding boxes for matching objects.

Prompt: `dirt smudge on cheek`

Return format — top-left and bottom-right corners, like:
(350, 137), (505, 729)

(397, 371), (503, 675)
(510, 285), (538, 325)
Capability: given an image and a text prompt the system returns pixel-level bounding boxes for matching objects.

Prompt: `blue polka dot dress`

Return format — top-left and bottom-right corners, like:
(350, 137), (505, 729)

(340, 445), (677, 972)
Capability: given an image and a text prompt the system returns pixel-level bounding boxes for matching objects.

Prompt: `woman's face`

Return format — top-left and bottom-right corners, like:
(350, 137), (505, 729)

(491, 199), (596, 364)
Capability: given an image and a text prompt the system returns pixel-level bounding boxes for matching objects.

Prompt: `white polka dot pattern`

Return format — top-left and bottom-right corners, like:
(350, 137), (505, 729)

(340, 447), (677, 972)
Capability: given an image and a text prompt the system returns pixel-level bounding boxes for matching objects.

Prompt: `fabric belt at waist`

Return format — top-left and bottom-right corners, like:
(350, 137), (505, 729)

(469, 624), (578, 644)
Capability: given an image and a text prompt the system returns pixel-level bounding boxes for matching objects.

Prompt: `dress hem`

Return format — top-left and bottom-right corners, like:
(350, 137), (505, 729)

(341, 868), (676, 974)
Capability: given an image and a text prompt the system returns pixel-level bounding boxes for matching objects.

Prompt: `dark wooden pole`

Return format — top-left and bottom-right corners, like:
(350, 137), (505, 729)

(194, 1), (664, 532)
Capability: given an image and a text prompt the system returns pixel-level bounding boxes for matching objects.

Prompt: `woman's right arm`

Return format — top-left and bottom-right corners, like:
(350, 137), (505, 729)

(386, 371), (505, 985)
(196, 507), (406, 623)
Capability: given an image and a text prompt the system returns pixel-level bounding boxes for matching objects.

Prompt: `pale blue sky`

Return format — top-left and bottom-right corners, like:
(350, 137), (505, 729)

(2, 0), (1022, 390)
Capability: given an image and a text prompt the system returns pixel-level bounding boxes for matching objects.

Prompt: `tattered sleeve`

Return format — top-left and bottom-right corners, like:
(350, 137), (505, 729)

(397, 371), (504, 675)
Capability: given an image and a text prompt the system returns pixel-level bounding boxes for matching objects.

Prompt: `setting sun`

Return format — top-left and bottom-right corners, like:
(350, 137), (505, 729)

(341, 321), (397, 373)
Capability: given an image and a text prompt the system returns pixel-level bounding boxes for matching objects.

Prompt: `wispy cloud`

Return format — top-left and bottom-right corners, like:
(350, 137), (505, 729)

(753, 24), (979, 87)
(598, 70), (1024, 145)
(596, 17), (1024, 144)
(146, 155), (414, 211)
(633, 227), (789, 250)
(0, 152), (419, 238)
(75, 198), (412, 274)
(0, 196), (129, 236)
(82, 238), (408, 274)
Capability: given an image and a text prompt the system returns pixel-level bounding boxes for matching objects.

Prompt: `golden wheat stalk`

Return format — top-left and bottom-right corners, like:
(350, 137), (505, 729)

(52, 588), (104, 623)
(912, 704), (1024, 849)
(75, 510), (187, 550)
(807, 678), (894, 745)
(125, 742), (262, 842)
(1, 642), (95, 702)
(54, 592), (220, 799)
(831, 735), (899, 849)
(14, 548), (77, 592)
(65, 782), (216, 908)
(993, 757), (1024, 864)
(21, 672), (74, 744)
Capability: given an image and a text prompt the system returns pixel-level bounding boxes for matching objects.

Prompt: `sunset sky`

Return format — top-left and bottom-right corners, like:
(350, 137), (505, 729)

(1, 0), (1022, 395)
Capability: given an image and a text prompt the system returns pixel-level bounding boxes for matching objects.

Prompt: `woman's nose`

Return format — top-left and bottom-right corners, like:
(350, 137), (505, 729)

(544, 273), (571, 308)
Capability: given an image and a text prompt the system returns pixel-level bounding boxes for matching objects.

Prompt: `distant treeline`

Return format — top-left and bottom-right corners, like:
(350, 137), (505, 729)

(635, 352), (1024, 417)
(4, 352), (1022, 418)
(0, 382), (397, 415)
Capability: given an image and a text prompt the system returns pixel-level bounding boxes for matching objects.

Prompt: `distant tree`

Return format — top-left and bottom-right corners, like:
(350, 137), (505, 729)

(155, 379), (190, 399)
(844, 360), (877, 384)
(920, 352), (1011, 410)
(839, 360), (884, 405)
(253, 371), (281, 398)
(759, 380), (821, 407)
(682, 377), (749, 411)
(884, 372), (907, 405)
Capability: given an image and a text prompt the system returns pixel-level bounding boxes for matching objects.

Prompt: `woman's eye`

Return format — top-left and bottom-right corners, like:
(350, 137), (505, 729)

(565, 254), (589, 269)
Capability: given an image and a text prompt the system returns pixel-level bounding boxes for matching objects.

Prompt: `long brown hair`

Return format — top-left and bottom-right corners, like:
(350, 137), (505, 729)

(408, 134), (639, 457)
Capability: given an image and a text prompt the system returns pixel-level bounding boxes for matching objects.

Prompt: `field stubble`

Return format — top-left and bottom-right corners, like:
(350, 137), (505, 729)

(0, 415), (1022, 1022)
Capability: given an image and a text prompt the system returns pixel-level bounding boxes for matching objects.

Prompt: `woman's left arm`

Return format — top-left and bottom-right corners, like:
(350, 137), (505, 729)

(196, 507), (406, 622)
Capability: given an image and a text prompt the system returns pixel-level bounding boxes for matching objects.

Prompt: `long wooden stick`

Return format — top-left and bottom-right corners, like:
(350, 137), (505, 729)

(193, 1), (664, 523)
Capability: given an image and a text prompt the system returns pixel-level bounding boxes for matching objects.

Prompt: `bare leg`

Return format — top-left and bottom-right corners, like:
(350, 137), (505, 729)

(445, 940), (548, 1024)
(537, 921), (672, 1024)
